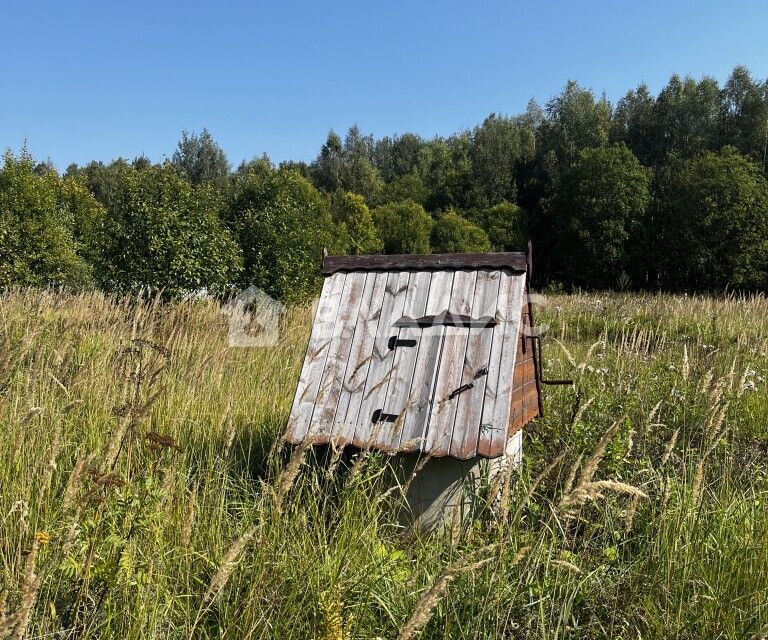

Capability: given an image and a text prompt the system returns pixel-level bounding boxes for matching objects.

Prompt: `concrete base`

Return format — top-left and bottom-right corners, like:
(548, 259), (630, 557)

(393, 431), (522, 534)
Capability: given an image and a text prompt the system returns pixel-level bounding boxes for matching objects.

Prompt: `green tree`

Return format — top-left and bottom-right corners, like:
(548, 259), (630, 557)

(171, 128), (230, 187)
(371, 201), (433, 254)
(611, 84), (657, 165)
(58, 177), (106, 270)
(373, 174), (428, 207)
(720, 66), (768, 170)
(311, 131), (344, 193)
(430, 210), (491, 253)
(468, 201), (527, 251)
(66, 158), (134, 210)
(0, 152), (92, 287)
(651, 74), (721, 163)
(227, 168), (342, 302)
(330, 191), (383, 255)
(471, 114), (522, 205)
(94, 163), (241, 295)
(551, 144), (650, 288)
(654, 147), (768, 290)
(539, 81), (611, 184)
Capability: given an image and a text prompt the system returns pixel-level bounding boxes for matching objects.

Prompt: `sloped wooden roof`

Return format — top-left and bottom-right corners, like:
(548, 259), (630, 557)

(284, 252), (529, 459)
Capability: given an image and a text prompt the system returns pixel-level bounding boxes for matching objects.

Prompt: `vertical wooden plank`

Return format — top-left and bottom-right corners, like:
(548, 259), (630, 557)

(307, 272), (368, 438)
(382, 271), (432, 415)
(424, 270), (477, 456)
(371, 271), (433, 449)
(331, 273), (388, 444)
(449, 270), (503, 459)
(396, 271), (455, 451)
(477, 271), (526, 457)
(351, 271), (410, 448)
(284, 273), (346, 442)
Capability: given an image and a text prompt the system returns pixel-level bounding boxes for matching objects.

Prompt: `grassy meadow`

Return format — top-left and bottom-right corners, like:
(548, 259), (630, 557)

(0, 288), (766, 639)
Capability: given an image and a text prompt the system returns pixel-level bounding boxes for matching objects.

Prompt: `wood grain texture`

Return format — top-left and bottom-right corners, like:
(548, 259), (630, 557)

(425, 271), (478, 456)
(352, 271), (410, 448)
(396, 270), (455, 451)
(285, 272), (346, 443)
(307, 272), (367, 438)
(285, 265), (536, 459)
(331, 272), (388, 444)
(477, 271), (526, 457)
(382, 271), (433, 417)
(375, 271), (432, 447)
(449, 270), (503, 459)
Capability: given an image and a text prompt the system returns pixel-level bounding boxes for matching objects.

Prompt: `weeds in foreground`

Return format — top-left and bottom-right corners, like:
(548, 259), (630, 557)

(0, 288), (766, 639)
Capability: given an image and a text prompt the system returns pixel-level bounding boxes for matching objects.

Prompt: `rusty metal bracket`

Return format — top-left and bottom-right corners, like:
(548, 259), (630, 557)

(528, 335), (573, 386)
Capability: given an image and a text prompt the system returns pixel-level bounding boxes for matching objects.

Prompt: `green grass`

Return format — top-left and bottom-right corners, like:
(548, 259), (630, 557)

(0, 288), (766, 639)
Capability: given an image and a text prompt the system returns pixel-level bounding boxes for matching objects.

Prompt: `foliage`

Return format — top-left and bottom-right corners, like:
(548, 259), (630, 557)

(8, 65), (768, 294)
(371, 200), (433, 254)
(0, 152), (93, 288)
(468, 201), (527, 252)
(551, 144), (650, 289)
(171, 128), (230, 187)
(312, 128), (382, 201)
(430, 210), (491, 254)
(227, 167), (342, 302)
(92, 162), (241, 295)
(470, 114), (522, 206)
(329, 191), (383, 255)
(654, 146), (768, 290)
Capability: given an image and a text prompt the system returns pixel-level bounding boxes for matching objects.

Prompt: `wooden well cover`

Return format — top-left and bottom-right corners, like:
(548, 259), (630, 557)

(284, 252), (534, 459)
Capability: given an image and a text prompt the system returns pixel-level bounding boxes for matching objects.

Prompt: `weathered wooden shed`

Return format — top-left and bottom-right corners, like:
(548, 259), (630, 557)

(284, 247), (547, 529)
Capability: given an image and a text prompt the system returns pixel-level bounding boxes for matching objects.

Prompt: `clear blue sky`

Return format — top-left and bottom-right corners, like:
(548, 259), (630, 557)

(2, 1), (767, 171)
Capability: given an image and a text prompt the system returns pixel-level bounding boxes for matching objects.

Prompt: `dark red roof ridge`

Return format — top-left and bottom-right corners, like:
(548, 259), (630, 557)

(322, 251), (528, 275)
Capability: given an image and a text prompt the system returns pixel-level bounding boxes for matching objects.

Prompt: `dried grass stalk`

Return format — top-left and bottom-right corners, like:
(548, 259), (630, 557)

(5, 540), (41, 640)
(274, 437), (317, 509)
(201, 525), (258, 607)
(661, 428), (679, 466)
(181, 487), (197, 548)
(397, 543), (518, 640)
(577, 416), (625, 488)
(512, 452), (566, 519)
(551, 559), (583, 573)
(625, 493), (641, 532)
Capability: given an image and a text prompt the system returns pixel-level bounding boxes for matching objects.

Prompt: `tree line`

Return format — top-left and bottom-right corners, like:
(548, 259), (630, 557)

(2, 66), (767, 302)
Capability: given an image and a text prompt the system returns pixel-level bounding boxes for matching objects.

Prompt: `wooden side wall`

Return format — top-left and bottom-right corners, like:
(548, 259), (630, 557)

(508, 291), (541, 436)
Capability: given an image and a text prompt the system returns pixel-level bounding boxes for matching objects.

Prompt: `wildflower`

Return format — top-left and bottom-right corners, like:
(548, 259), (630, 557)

(35, 531), (50, 545)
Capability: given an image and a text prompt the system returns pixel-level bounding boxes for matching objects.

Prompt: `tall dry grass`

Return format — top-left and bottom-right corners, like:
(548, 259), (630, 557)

(0, 287), (766, 639)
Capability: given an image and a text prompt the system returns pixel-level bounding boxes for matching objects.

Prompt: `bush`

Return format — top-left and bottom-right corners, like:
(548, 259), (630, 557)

(372, 200), (433, 254)
(93, 163), (241, 295)
(468, 201), (527, 251)
(0, 151), (93, 288)
(654, 146), (768, 290)
(329, 191), (383, 255)
(430, 210), (491, 253)
(227, 168), (342, 302)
